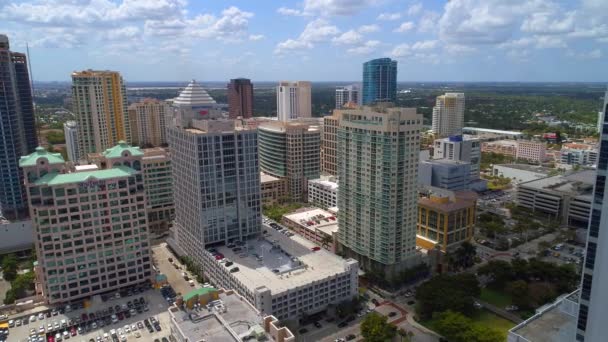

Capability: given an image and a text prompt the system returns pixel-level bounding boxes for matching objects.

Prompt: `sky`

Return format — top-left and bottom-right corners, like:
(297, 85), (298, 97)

(1, 0), (607, 82)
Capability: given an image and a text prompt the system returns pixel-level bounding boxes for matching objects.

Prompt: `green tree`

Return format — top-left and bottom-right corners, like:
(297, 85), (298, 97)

(360, 312), (396, 342)
(397, 328), (414, 342)
(477, 260), (514, 286)
(434, 311), (503, 342)
(415, 274), (480, 320)
(506, 280), (529, 309)
(2, 254), (18, 282)
(452, 241), (477, 269)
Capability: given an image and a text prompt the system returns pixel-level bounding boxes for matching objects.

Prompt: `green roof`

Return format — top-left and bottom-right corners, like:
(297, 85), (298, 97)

(183, 287), (217, 302)
(34, 165), (137, 186)
(102, 141), (144, 159)
(19, 147), (65, 167)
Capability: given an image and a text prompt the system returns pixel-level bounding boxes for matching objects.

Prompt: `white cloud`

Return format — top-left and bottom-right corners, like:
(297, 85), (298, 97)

(358, 24), (380, 33)
(444, 44), (477, 55)
(104, 26), (140, 40)
(568, 49), (602, 59)
(347, 40), (380, 54)
(277, 7), (306, 16)
(418, 11), (439, 33)
(274, 18), (340, 54)
(190, 6), (254, 42)
(274, 39), (313, 55)
(499, 35), (566, 49)
(407, 3), (423, 16)
(303, 0), (377, 16)
(377, 13), (401, 21)
(394, 21), (415, 33)
(332, 30), (363, 45)
(521, 11), (575, 35)
(411, 40), (439, 50)
(249, 34), (265, 41)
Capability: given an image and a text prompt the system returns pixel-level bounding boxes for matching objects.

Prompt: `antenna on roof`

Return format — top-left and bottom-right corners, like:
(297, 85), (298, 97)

(26, 42), (41, 144)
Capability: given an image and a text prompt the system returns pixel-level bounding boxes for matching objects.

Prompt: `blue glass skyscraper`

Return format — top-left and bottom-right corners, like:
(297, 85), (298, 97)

(362, 58), (397, 105)
(0, 34), (38, 219)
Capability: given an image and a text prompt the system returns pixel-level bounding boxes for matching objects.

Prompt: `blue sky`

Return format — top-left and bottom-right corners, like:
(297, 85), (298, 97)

(1, 0), (607, 82)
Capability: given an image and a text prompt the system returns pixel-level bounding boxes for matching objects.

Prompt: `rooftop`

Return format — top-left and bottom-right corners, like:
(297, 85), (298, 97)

(19, 147), (65, 167)
(212, 230), (355, 294)
(170, 290), (274, 342)
(483, 140), (518, 147)
(260, 172), (281, 183)
(419, 190), (477, 212)
(102, 141), (144, 159)
(494, 164), (553, 174)
(309, 177), (339, 190)
(463, 127), (524, 136)
(519, 170), (595, 195)
(34, 165), (137, 186)
(283, 208), (338, 232)
(173, 80), (216, 106)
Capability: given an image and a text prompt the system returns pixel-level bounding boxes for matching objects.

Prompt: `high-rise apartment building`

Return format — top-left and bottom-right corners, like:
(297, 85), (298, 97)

(276, 81), (311, 121)
(63, 121), (79, 162)
(336, 106), (422, 275)
(71, 70), (130, 156)
(228, 78), (254, 119)
(362, 58), (397, 105)
(127, 98), (170, 147)
(576, 90), (608, 342)
(141, 148), (174, 238)
(434, 135), (481, 180)
(0, 34), (38, 219)
(336, 84), (360, 109)
(20, 143), (152, 304)
(258, 120), (321, 202)
(321, 115), (339, 176)
(168, 85), (261, 266)
(431, 93), (465, 137)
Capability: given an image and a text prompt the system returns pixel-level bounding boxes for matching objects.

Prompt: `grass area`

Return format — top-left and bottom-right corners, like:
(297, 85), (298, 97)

(480, 287), (513, 307)
(420, 309), (515, 340)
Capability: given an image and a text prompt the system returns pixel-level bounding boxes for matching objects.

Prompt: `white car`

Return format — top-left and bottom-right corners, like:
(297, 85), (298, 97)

(7, 320), (14, 327)
(120, 334), (127, 342)
(63, 330), (70, 339)
(131, 324), (137, 331)
(38, 313), (45, 320)
(124, 325), (131, 333)
(111, 315), (118, 324)
(29, 315), (37, 323)
(134, 331), (141, 338)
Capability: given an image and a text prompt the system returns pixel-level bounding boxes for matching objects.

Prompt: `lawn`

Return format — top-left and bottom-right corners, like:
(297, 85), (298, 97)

(480, 287), (512, 308)
(420, 309), (515, 340)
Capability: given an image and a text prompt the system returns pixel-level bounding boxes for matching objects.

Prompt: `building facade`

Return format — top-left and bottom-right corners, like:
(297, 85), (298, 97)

(561, 143), (598, 166)
(419, 159), (471, 191)
(258, 120), (321, 202)
(336, 106), (422, 274)
(127, 98), (170, 147)
(431, 93), (465, 137)
(276, 81), (311, 122)
(282, 207), (338, 252)
(335, 84), (360, 109)
(71, 70), (130, 156)
(20, 143), (152, 304)
(260, 172), (287, 204)
(516, 140), (547, 163)
(321, 114), (339, 176)
(64, 121), (80, 162)
(481, 140), (518, 158)
(416, 189), (477, 252)
(434, 135), (481, 179)
(0, 34), (38, 219)
(142, 148), (174, 238)
(228, 78), (254, 119)
(307, 176), (338, 209)
(362, 58), (397, 105)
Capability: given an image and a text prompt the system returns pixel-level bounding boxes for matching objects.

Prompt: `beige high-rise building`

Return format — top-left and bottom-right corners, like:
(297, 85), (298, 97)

(321, 114), (339, 176)
(20, 143), (152, 304)
(276, 81), (311, 122)
(71, 70), (130, 156)
(128, 98), (170, 147)
(141, 147), (174, 238)
(431, 93), (465, 137)
(336, 106), (422, 275)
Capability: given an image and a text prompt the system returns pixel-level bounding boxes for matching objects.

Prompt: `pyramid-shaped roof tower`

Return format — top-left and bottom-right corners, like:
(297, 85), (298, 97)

(173, 80), (216, 106)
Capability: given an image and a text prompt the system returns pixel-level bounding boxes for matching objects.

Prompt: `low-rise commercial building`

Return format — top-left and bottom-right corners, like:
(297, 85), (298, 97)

(492, 164), (552, 184)
(560, 143), (598, 166)
(260, 172), (287, 204)
(169, 288), (294, 342)
(517, 140), (547, 162)
(419, 159), (471, 191)
(434, 135), (481, 179)
(307, 175), (338, 209)
(481, 140), (518, 158)
(516, 171), (594, 228)
(416, 188), (477, 252)
(282, 207), (338, 252)
(200, 228), (358, 321)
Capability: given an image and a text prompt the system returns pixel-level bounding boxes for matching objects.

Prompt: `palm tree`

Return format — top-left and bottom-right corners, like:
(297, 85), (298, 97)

(454, 241), (477, 268)
(321, 235), (333, 249)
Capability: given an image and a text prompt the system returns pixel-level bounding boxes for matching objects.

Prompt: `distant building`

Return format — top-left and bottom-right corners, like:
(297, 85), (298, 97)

(431, 93), (465, 137)
(170, 80), (222, 129)
(335, 84), (360, 109)
(141, 148), (174, 238)
(276, 81), (311, 121)
(260, 172), (287, 204)
(362, 58), (397, 105)
(258, 120), (321, 202)
(307, 175), (338, 209)
(321, 114), (339, 176)
(417, 188), (477, 252)
(168, 288), (295, 342)
(228, 78), (254, 119)
(64, 121), (80, 162)
(0, 34), (38, 219)
(434, 135), (481, 180)
(481, 140), (518, 158)
(419, 159), (471, 191)
(492, 164), (552, 184)
(516, 140), (547, 163)
(282, 207), (339, 252)
(560, 143), (598, 166)
(516, 171), (595, 228)
(462, 127), (524, 139)
(71, 70), (130, 155)
(127, 98), (170, 147)
(20, 143), (152, 304)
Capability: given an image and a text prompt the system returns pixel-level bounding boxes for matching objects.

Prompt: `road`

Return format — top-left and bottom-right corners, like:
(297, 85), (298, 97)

(152, 243), (200, 296)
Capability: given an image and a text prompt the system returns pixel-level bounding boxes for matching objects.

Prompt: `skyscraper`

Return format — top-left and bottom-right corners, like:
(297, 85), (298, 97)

(258, 120), (321, 201)
(63, 121), (79, 162)
(71, 70), (130, 156)
(576, 90), (608, 342)
(168, 84), (261, 266)
(127, 98), (170, 147)
(431, 93), (465, 137)
(335, 84), (360, 109)
(362, 58), (397, 105)
(276, 81), (311, 121)
(336, 106), (422, 275)
(0, 34), (38, 219)
(228, 78), (254, 119)
(321, 114), (339, 176)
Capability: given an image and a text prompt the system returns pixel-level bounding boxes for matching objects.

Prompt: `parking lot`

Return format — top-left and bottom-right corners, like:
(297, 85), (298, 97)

(8, 284), (172, 342)
(152, 243), (200, 296)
